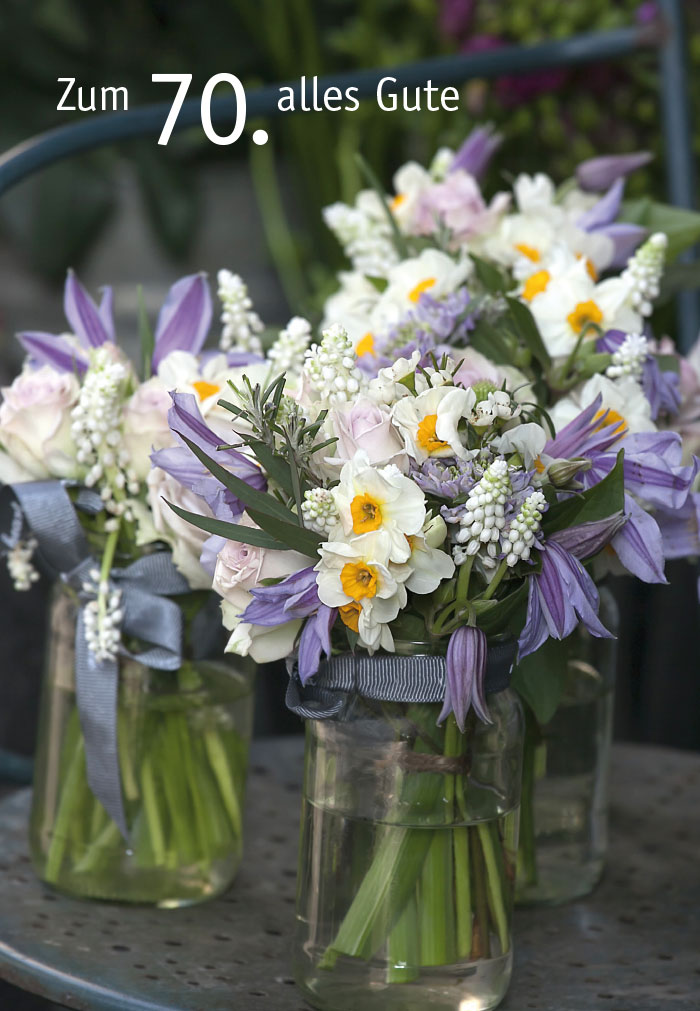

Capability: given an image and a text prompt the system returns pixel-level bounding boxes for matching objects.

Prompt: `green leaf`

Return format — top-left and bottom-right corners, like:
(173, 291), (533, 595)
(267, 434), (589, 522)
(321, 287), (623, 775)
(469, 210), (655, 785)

(365, 275), (389, 293)
(355, 153), (409, 259)
(470, 254), (511, 294)
(176, 433), (298, 526)
(542, 450), (625, 535)
(504, 296), (551, 370)
(620, 199), (700, 263)
(468, 319), (515, 365)
(511, 637), (570, 725)
(137, 285), (155, 380)
(173, 433), (322, 556)
(165, 501), (290, 551)
(659, 260), (700, 303)
(472, 583), (527, 636)
(246, 508), (321, 558)
(248, 440), (295, 497)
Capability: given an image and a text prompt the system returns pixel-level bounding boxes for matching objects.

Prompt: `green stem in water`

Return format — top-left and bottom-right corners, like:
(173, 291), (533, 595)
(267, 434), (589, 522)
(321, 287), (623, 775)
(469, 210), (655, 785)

(44, 734), (87, 882)
(386, 890), (420, 983)
(204, 728), (244, 840)
(478, 822), (510, 955)
(470, 826), (491, 960)
(140, 755), (166, 867)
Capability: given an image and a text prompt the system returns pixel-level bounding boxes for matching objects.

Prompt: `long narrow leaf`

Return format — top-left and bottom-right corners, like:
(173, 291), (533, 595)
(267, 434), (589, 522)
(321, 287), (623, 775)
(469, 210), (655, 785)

(504, 296), (551, 370)
(247, 508), (321, 558)
(165, 501), (290, 550)
(248, 440), (295, 497)
(175, 432), (298, 526)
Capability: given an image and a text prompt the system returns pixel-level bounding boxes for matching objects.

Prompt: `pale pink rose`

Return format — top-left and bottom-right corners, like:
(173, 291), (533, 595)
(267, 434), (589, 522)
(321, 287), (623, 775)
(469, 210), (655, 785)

(213, 516), (308, 604)
(147, 467), (212, 589)
(329, 398), (407, 471)
(123, 377), (175, 480)
(413, 170), (510, 244)
(0, 366), (80, 481)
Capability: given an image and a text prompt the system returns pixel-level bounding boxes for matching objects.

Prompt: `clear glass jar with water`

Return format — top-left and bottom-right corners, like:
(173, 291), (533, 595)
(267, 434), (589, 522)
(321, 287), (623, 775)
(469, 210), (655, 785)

(293, 646), (524, 1011)
(515, 587), (618, 906)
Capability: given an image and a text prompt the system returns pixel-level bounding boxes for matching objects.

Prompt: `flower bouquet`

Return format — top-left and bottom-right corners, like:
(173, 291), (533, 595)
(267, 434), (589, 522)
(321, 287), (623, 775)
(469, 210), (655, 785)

(161, 315), (644, 1007)
(315, 127), (700, 906)
(1, 271), (262, 904)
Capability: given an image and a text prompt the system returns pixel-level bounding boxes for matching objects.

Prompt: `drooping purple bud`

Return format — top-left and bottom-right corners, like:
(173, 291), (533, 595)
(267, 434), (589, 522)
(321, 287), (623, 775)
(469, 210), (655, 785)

(297, 606), (337, 684)
(438, 625), (489, 730)
(576, 152), (653, 192)
(64, 270), (111, 348)
(152, 273), (213, 370)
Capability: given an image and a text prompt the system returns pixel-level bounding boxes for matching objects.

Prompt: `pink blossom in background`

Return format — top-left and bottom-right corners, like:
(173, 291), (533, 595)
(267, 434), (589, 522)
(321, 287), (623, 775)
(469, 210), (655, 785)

(413, 170), (510, 245)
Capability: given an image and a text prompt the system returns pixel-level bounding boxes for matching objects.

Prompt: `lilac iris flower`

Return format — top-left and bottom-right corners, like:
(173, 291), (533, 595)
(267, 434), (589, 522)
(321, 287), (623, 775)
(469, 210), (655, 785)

(17, 269), (213, 376)
(240, 567), (337, 683)
(154, 391), (265, 518)
(450, 125), (502, 180)
(576, 179), (647, 268)
(597, 329), (680, 419)
(544, 396), (698, 583)
(438, 625), (489, 728)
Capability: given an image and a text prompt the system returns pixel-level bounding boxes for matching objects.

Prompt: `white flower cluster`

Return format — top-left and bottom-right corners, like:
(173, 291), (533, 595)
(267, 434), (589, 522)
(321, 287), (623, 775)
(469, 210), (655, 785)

(606, 332), (649, 380)
(303, 324), (363, 406)
(6, 537), (40, 591)
(323, 196), (398, 276)
(82, 569), (123, 663)
(217, 269), (263, 353)
(471, 389), (518, 428)
(301, 487), (338, 534)
(503, 490), (546, 567)
(621, 232), (667, 317)
(268, 317), (312, 375)
(71, 348), (139, 531)
(454, 460), (511, 566)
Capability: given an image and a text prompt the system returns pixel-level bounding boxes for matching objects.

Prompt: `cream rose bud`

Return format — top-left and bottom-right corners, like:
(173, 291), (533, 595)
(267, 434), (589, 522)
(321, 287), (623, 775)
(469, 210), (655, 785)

(221, 603), (303, 665)
(146, 467), (212, 589)
(329, 398), (407, 472)
(123, 377), (174, 480)
(0, 365), (80, 482)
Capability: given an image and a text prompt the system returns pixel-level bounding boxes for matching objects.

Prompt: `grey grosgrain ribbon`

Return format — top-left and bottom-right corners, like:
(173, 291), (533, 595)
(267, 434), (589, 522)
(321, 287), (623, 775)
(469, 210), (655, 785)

(8, 481), (191, 840)
(286, 639), (517, 721)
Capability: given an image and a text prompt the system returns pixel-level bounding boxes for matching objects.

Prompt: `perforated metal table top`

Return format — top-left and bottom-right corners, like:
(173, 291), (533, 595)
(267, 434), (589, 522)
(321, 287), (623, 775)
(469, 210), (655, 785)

(0, 738), (698, 1011)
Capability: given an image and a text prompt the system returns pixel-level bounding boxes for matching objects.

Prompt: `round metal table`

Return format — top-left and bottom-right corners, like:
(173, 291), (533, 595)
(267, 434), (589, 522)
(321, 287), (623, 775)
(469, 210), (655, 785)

(1, 739), (698, 1011)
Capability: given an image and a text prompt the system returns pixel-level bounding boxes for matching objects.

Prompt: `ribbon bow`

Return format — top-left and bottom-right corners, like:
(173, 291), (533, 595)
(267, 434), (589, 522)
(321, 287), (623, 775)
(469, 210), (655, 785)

(9, 480), (192, 840)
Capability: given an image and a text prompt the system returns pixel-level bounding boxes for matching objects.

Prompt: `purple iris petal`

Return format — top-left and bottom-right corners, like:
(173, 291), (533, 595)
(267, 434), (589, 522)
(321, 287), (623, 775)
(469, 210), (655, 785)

(577, 178), (625, 231)
(549, 512), (627, 560)
(450, 125), (502, 180)
(298, 606), (337, 685)
(152, 273), (213, 370)
(98, 287), (115, 342)
(642, 357), (680, 419)
(519, 542), (613, 659)
(64, 270), (111, 348)
(596, 223), (647, 268)
(243, 567), (320, 625)
(655, 494), (700, 559)
(17, 331), (88, 375)
(611, 496), (667, 583)
(576, 152), (653, 192)
(438, 625), (490, 729)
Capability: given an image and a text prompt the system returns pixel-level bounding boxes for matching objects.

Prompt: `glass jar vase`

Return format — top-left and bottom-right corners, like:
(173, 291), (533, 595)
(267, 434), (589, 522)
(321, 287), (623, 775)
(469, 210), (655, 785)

(29, 582), (254, 906)
(292, 647), (524, 1011)
(515, 587), (618, 906)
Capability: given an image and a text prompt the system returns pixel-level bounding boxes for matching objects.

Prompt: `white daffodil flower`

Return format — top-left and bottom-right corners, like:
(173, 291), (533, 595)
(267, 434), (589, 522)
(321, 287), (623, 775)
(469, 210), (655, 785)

(332, 452), (427, 562)
(369, 249), (472, 332)
(550, 374), (656, 438)
(392, 385), (476, 462)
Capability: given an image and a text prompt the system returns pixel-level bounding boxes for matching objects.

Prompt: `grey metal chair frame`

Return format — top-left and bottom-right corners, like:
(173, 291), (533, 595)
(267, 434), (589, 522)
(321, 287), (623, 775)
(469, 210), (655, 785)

(0, 0), (697, 787)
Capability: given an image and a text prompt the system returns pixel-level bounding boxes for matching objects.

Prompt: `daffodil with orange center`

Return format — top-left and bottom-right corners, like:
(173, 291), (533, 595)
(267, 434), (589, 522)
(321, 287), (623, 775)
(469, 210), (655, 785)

(334, 452), (426, 562)
(567, 299), (603, 337)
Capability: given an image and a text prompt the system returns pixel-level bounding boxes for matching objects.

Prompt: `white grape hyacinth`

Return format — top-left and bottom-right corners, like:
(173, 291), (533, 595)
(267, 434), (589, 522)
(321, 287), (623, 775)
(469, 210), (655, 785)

(217, 269), (264, 353)
(6, 537), (40, 591)
(503, 490), (546, 567)
(301, 487), (339, 535)
(621, 232), (667, 317)
(605, 332), (649, 381)
(454, 459), (512, 565)
(303, 324), (363, 407)
(268, 317), (312, 376)
(81, 569), (123, 663)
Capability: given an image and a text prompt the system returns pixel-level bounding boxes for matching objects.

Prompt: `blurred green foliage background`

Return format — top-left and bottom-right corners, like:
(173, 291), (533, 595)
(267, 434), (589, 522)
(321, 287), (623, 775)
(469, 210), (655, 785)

(0, 0), (697, 307)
